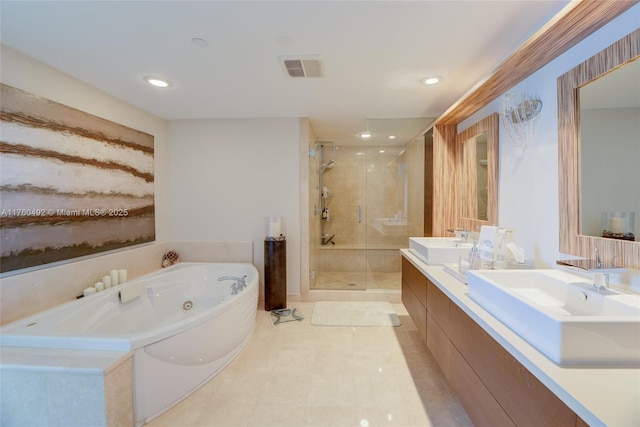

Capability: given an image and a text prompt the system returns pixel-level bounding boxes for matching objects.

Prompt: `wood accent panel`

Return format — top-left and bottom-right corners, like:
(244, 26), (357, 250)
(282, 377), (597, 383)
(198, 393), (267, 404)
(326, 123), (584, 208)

(449, 304), (577, 427)
(558, 29), (640, 269)
(426, 280), (450, 336)
(432, 124), (458, 236)
(435, 0), (638, 126)
(449, 344), (516, 427)
(424, 131), (434, 236)
(456, 113), (499, 230)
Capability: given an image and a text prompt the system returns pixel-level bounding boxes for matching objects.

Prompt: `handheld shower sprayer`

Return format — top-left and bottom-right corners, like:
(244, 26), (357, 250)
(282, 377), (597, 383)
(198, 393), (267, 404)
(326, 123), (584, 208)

(321, 160), (335, 172)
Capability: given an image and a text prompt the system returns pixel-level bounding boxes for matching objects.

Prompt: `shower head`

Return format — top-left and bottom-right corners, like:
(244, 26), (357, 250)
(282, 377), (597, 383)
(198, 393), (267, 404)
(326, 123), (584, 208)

(321, 160), (335, 172)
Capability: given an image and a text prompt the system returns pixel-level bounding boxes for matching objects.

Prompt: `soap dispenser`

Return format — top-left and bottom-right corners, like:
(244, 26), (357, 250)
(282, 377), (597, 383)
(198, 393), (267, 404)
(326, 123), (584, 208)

(468, 241), (480, 270)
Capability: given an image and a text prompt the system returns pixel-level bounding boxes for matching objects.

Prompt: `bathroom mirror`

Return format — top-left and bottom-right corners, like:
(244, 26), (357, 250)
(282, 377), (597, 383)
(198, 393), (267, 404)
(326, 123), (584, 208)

(580, 58), (640, 239)
(456, 113), (499, 231)
(558, 29), (639, 269)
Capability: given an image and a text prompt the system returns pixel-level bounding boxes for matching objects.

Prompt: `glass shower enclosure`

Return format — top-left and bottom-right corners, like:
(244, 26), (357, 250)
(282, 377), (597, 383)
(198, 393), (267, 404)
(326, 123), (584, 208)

(310, 139), (424, 291)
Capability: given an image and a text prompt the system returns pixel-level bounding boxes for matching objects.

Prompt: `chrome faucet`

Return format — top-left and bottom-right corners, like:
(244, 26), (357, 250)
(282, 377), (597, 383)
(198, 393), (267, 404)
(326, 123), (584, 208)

(593, 272), (609, 291)
(556, 245), (622, 294)
(218, 275), (247, 294)
(447, 228), (470, 243)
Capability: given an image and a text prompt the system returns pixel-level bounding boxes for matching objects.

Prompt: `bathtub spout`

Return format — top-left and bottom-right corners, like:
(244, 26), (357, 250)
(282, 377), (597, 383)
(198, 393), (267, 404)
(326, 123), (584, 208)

(218, 275), (247, 294)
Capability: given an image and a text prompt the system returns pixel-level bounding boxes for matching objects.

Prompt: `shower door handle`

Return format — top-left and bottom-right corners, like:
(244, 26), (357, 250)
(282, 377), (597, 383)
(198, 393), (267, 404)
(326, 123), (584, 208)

(358, 205), (362, 223)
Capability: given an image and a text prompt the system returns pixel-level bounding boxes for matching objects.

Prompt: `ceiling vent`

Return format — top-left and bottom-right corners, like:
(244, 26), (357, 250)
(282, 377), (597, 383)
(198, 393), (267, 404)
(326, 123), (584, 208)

(280, 56), (323, 78)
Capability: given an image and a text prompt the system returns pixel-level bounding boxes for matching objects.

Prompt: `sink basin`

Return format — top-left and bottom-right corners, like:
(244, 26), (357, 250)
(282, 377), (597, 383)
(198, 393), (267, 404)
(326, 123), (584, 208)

(468, 269), (640, 367)
(409, 237), (473, 265)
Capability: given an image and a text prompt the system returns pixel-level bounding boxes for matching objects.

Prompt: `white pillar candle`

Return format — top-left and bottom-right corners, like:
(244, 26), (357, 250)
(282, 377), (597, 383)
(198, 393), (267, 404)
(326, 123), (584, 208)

(118, 269), (128, 284)
(83, 287), (96, 297)
(269, 221), (282, 237)
(610, 217), (626, 233)
(102, 275), (112, 289)
(95, 281), (104, 292)
(110, 269), (119, 286)
(265, 216), (285, 238)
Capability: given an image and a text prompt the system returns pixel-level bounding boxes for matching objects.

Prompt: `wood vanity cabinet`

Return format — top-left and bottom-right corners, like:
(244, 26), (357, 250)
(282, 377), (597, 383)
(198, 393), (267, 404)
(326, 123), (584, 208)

(449, 303), (577, 427)
(401, 259), (589, 427)
(401, 257), (427, 341)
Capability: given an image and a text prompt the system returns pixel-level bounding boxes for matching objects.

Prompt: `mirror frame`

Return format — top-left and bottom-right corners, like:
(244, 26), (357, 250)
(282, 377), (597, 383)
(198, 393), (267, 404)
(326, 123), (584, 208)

(558, 29), (639, 269)
(456, 113), (499, 231)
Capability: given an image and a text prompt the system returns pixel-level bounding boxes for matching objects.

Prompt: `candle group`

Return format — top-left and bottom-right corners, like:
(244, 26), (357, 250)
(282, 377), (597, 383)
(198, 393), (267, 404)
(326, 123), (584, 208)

(83, 269), (128, 297)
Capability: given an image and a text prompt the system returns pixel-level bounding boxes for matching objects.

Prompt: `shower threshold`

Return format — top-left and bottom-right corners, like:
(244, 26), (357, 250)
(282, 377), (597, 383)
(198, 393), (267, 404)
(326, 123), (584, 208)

(311, 271), (400, 291)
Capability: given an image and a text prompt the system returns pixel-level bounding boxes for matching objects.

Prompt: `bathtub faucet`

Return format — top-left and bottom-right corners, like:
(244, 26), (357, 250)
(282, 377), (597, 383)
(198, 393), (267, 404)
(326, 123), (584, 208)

(218, 275), (247, 294)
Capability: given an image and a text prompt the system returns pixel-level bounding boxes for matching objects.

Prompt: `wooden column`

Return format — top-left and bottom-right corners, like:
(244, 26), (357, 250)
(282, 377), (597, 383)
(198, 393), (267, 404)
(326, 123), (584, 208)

(264, 239), (286, 311)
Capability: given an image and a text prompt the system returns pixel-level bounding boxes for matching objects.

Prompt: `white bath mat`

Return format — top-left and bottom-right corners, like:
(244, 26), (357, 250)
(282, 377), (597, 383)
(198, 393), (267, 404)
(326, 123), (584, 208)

(311, 301), (401, 327)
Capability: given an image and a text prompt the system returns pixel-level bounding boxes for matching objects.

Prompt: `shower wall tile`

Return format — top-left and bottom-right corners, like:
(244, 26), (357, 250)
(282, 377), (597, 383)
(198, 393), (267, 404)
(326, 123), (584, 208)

(322, 147), (366, 247)
(319, 248), (366, 272)
(365, 250), (401, 273)
(319, 248), (400, 273)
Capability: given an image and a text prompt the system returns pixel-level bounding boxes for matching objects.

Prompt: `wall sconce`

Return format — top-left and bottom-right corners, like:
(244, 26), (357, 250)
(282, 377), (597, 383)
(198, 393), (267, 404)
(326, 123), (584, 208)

(500, 92), (542, 148)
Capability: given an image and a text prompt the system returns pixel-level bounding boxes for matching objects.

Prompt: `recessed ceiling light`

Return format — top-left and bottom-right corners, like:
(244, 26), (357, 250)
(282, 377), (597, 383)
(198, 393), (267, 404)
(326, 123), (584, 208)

(143, 76), (171, 88)
(420, 76), (441, 85)
(379, 150), (385, 153)
(359, 132), (372, 139)
(387, 135), (397, 140)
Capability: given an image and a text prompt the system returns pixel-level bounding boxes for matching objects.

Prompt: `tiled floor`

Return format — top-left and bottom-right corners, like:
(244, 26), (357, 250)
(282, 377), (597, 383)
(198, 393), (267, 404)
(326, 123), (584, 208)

(147, 302), (472, 427)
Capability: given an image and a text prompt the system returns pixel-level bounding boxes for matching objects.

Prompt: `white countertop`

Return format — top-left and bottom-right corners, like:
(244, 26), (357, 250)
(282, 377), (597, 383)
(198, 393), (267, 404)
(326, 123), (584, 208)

(401, 249), (640, 427)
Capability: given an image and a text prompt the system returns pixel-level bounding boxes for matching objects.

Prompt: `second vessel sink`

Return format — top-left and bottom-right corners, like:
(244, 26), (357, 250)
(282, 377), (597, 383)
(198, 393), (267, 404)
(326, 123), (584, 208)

(467, 269), (640, 366)
(409, 237), (473, 265)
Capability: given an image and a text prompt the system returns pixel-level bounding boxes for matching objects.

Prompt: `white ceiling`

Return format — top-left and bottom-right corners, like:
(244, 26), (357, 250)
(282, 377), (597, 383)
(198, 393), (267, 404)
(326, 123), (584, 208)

(0, 1), (569, 146)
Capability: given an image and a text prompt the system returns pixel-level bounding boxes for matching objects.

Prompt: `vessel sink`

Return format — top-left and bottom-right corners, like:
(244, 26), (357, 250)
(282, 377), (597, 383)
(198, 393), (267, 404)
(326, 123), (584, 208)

(467, 269), (640, 366)
(409, 237), (473, 265)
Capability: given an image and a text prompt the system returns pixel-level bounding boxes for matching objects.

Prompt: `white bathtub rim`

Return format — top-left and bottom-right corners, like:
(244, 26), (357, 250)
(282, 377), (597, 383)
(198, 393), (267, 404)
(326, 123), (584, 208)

(0, 262), (259, 352)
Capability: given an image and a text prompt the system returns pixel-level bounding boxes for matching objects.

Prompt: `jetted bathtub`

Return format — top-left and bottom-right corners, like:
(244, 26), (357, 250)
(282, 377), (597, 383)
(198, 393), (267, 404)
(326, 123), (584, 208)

(0, 262), (259, 425)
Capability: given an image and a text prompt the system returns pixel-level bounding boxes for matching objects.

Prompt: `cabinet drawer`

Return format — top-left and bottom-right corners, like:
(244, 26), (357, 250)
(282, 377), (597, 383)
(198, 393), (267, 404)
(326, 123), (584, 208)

(426, 280), (449, 335)
(402, 257), (427, 308)
(402, 279), (427, 342)
(449, 344), (516, 427)
(449, 304), (577, 427)
(426, 312), (450, 377)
